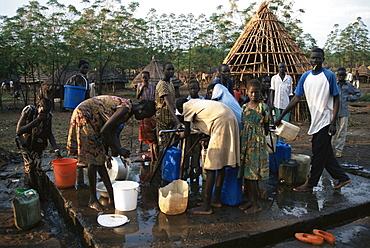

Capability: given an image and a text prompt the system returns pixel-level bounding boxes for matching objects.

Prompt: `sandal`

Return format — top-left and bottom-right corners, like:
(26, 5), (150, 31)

(341, 162), (363, 170)
(313, 229), (336, 244)
(295, 233), (324, 245)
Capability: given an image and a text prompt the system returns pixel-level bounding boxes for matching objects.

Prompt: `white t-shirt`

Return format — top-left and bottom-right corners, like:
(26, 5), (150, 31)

(270, 74), (293, 109)
(346, 73), (353, 82)
(295, 69), (339, 135)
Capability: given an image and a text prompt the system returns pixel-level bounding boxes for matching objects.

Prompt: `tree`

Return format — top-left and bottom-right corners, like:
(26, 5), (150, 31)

(324, 17), (370, 69)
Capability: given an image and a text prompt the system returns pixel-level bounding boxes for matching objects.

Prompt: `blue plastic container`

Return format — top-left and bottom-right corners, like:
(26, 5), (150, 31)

(212, 167), (242, 206)
(162, 146), (182, 183)
(269, 141), (291, 173)
(64, 85), (86, 110)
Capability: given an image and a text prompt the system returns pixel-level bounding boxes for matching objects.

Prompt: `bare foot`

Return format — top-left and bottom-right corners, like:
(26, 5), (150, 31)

(239, 201), (253, 211)
(197, 202), (222, 208)
(244, 204), (262, 215)
(89, 200), (108, 211)
(188, 206), (212, 215)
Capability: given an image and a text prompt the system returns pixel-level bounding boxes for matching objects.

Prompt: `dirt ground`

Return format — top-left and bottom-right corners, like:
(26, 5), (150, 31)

(0, 86), (369, 247)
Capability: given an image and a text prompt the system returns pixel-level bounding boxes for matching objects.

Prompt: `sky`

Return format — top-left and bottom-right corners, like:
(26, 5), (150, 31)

(1, 0), (370, 47)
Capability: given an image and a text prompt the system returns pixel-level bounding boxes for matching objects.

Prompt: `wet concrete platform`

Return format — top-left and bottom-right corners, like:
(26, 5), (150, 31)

(43, 159), (370, 247)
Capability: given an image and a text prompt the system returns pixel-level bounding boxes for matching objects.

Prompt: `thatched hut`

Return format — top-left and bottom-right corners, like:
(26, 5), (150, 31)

(131, 58), (184, 97)
(223, 1), (311, 121)
(357, 64), (370, 85)
(41, 68), (127, 100)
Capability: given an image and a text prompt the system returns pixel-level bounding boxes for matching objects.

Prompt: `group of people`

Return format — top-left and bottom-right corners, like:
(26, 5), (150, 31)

(15, 48), (360, 214)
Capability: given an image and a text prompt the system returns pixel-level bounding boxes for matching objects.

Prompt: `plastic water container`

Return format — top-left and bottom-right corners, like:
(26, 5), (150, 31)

(159, 179), (188, 215)
(162, 146), (182, 183)
(52, 158), (77, 188)
(291, 154), (311, 185)
(278, 159), (299, 185)
(64, 85), (86, 110)
(269, 141), (291, 173)
(275, 120), (300, 141)
(212, 167), (242, 206)
(12, 189), (41, 230)
(113, 181), (139, 211)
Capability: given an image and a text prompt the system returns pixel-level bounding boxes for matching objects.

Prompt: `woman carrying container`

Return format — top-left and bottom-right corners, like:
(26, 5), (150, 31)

(67, 95), (156, 211)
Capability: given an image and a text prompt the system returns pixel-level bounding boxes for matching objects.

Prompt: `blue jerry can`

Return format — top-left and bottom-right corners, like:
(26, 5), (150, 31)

(212, 167), (242, 206)
(162, 146), (182, 182)
(269, 141), (291, 173)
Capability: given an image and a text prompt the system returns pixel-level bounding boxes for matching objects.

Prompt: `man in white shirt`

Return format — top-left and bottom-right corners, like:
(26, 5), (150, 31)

(275, 48), (351, 192)
(270, 62), (293, 121)
(270, 62), (293, 141)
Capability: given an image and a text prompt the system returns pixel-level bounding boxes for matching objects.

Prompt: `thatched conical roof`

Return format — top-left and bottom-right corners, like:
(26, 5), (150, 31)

(130, 58), (184, 88)
(90, 68), (128, 84)
(223, 1), (311, 86)
(357, 64), (370, 76)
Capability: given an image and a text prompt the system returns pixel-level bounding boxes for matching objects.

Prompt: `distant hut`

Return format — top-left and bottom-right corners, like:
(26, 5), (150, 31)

(223, 1), (311, 121)
(90, 68), (128, 92)
(357, 64), (370, 85)
(131, 58), (184, 97)
(41, 68), (127, 102)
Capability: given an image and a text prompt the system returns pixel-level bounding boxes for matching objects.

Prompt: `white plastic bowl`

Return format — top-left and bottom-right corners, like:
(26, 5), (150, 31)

(96, 181), (117, 198)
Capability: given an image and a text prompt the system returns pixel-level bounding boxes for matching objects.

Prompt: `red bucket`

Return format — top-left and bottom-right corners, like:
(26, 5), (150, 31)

(52, 158), (77, 188)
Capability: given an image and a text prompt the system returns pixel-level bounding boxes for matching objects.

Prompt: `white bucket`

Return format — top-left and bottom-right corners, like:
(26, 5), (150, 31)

(113, 181), (139, 211)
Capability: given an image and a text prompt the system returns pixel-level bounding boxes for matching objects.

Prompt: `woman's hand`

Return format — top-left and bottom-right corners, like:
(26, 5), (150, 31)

(54, 149), (62, 158)
(117, 147), (131, 158)
(178, 131), (186, 139)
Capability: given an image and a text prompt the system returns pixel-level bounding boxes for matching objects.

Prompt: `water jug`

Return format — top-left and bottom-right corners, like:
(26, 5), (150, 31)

(212, 167), (242, 206)
(12, 189), (41, 230)
(278, 159), (299, 185)
(269, 141), (291, 173)
(275, 120), (300, 140)
(291, 154), (311, 185)
(162, 146), (182, 182)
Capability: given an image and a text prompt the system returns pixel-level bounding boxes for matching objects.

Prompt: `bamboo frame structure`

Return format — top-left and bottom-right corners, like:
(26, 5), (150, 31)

(223, 1), (312, 121)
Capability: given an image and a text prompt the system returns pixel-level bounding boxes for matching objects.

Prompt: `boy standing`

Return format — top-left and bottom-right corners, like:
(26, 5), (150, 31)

(16, 98), (61, 199)
(187, 79), (204, 100)
(136, 71), (157, 161)
(270, 62), (293, 122)
(275, 48), (351, 191)
(333, 68), (361, 158)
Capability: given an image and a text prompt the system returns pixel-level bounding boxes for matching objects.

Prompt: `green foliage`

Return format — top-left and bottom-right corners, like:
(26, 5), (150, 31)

(0, 0), (365, 89)
(324, 17), (370, 69)
(359, 93), (370, 102)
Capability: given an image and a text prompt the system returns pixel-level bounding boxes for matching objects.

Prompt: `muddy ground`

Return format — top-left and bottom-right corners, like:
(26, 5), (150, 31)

(0, 86), (369, 247)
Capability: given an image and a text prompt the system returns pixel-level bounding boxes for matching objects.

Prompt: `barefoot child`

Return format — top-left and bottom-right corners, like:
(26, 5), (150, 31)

(238, 80), (270, 214)
(176, 98), (240, 214)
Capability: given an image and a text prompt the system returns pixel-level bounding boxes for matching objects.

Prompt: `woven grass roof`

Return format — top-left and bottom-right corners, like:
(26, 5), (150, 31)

(358, 64), (370, 76)
(223, 1), (311, 85)
(130, 57), (183, 88)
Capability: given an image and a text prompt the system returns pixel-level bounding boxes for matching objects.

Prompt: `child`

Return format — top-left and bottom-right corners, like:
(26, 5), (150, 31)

(16, 98), (62, 200)
(333, 68), (361, 158)
(275, 48), (351, 191)
(185, 79), (203, 180)
(187, 79), (204, 100)
(136, 71), (157, 161)
(238, 79), (270, 214)
(176, 98), (240, 214)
